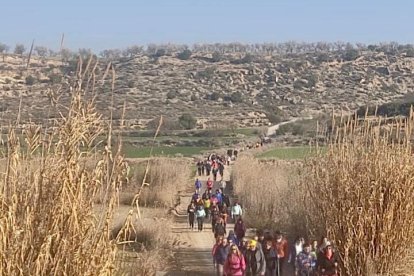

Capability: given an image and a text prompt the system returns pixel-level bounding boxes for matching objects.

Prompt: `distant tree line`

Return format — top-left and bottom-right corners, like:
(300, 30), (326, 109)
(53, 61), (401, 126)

(1, 41), (414, 60)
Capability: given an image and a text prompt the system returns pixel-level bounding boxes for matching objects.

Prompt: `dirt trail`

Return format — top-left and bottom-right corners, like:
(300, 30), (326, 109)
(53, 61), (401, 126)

(160, 164), (233, 276)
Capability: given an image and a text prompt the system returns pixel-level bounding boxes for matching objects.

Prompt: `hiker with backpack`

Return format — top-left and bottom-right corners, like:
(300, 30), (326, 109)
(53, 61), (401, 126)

(263, 239), (279, 276)
(187, 202), (196, 231)
(234, 218), (247, 241)
(245, 239), (266, 276)
(317, 245), (338, 276)
(295, 243), (316, 276)
(196, 160), (203, 176)
(211, 203), (220, 232)
(214, 238), (230, 276)
(195, 205), (206, 232)
(214, 218), (226, 239)
(273, 231), (289, 276)
(207, 177), (214, 191)
(195, 178), (202, 194)
(224, 244), (246, 276)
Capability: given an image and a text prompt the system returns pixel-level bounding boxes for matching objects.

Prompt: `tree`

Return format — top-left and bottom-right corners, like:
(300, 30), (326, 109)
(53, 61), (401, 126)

(154, 48), (166, 57)
(60, 48), (73, 62)
(0, 43), (9, 62)
(0, 43), (9, 54)
(123, 45), (143, 57)
(100, 49), (121, 60)
(177, 49), (192, 60)
(211, 51), (223, 62)
(14, 44), (26, 56)
(178, 113), (197, 130)
(34, 46), (48, 59)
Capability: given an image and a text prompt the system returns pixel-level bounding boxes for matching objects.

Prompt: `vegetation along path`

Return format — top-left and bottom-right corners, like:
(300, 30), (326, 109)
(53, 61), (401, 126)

(159, 163), (234, 275)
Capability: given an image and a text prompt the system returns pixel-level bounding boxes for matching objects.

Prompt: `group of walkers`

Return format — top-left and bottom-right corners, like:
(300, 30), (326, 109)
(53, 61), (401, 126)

(212, 229), (338, 276)
(189, 153), (338, 276)
(196, 154), (231, 181)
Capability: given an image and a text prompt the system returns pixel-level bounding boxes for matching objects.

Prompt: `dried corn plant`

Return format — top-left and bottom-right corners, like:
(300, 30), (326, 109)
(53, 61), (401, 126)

(0, 56), (126, 275)
(304, 111), (414, 275)
(232, 156), (306, 235)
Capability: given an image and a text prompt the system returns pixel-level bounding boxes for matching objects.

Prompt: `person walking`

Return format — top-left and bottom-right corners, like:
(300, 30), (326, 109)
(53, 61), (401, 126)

(195, 206), (206, 232)
(195, 178), (202, 194)
(295, 243), (316, 276)
(211, 204), (220, 233)
(288, 237), (304, 271)
(207, 177), (214, 191)
(245, 240), (266, 276)
(224, 244), (246, 276)
(234, 218), (247, 241)
(187, 202), (196, 231)
(263, 239), (278, 276)
(273, 231), (288, 276)
(204, 197), (211, 219)
(317, 245), (338, 276)
(220, 179), (227, 193)
(231, 201), (243, 223)
(214, 238), (230, 276)
(196, 160), (203, 176)
(214, 218), (226, 239)
(212, 237), (224, 269)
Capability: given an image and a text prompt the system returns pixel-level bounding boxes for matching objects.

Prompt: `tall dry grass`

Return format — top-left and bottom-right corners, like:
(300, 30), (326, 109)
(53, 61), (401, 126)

(232, 156), (306, 235)
(0, 63), (126, 274)
(120, 158), (191, 208)
(304, 113), (414, 275)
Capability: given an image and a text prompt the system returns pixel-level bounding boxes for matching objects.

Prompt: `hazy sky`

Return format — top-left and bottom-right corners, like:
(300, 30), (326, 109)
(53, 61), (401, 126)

(1, 0), (412, 51)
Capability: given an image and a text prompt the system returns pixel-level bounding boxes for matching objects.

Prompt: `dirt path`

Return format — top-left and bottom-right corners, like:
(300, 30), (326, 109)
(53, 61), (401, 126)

(266, 116), (313, 136)
(160, 164), (233, 276)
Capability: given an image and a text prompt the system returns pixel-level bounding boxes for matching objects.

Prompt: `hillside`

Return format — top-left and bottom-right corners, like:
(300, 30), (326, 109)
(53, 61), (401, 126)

(1, 44), (414, 130)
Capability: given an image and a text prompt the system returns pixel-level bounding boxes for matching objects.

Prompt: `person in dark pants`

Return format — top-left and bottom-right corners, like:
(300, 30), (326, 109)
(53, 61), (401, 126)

(263, 239), (278, 276)
(245, 240), (266, 276)
(195, 206), (206, 232)
(187, 202), (196, 231)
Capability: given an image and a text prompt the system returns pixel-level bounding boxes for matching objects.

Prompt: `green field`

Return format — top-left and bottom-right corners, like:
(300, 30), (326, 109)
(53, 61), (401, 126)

(257, 146), (323, 160)
(123, 145), (210, 158)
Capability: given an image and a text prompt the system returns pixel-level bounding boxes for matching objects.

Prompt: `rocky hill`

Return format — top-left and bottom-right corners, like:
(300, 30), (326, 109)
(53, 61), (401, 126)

(0, 45), (413, 131)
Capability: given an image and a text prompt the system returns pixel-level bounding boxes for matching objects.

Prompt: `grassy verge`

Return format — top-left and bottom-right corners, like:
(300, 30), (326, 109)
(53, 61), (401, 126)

(256, 146), (321, 160)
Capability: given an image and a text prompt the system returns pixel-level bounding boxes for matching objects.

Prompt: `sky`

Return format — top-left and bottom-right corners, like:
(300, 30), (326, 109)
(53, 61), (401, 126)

(1, 0), (413, 52)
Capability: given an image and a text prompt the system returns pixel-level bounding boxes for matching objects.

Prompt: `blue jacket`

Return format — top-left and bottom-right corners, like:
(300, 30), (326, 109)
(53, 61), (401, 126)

(214, 245), (230, 265)
(195, 180), (202, 189)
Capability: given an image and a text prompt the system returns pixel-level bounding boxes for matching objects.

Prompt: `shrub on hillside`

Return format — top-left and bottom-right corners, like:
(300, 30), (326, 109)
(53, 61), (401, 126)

(177, 49), (192, 60)
(25, 75), (36, 85)
(179, 113), (197, 130)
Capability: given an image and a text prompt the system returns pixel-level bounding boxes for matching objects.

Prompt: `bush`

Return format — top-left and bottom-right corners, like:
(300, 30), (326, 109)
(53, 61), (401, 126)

(211, 51), (223, 62)
(166, 91), (177, 99)
(127, 80), (135, 88)
(209, 92), (222, 101)
(25, 75), (36, 85)
(154, 49), (166, 57)
(230, 92), (243, 103)
(178, 113), (197, 130)
(177, 49), (192, 60)
(342, 48), (359, 61)
(48, 73), (62, 84)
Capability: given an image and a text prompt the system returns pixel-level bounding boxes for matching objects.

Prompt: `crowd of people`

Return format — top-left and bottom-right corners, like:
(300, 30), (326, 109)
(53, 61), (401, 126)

(188, 153), (339, 276)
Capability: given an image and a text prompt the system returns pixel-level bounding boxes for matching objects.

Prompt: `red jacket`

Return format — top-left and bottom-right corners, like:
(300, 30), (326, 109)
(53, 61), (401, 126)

(273, 239), (289, 258)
